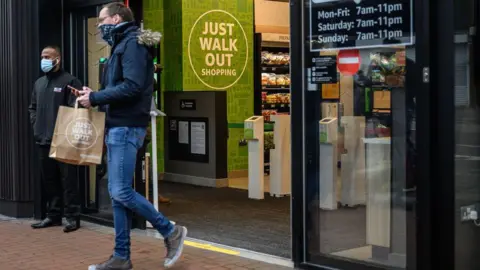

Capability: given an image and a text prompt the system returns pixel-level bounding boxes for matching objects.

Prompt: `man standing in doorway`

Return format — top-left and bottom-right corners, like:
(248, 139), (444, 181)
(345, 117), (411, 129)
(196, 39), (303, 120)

(28, 45), (82, 233)
(77, 3), (187, 270)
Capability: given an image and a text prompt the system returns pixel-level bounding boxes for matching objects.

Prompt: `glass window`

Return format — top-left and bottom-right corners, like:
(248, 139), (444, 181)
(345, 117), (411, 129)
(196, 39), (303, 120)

(302, 0), (417, 268)
(454, 0), (480, 269)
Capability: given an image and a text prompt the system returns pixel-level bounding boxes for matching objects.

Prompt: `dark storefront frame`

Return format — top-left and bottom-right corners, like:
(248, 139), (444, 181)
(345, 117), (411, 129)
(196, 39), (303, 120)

(0, 0), (458, 269)
(290, 0), (455, 269)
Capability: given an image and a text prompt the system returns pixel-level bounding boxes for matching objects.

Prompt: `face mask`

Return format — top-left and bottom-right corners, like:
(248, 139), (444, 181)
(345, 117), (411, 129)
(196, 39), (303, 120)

(99, 24), (116, 46)
(41, 58), (57, 73)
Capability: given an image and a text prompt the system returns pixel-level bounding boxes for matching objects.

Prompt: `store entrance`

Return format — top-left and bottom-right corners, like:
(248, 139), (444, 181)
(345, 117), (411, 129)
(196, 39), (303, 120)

(61, 1), (293, 258)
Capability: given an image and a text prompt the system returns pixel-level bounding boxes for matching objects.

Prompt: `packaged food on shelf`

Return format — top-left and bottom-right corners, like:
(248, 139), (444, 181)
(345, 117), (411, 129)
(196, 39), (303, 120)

(264, 93), (291, 104)
(279, 53), (290, 65)
(268, 73), (277, 86)
(262, 73), (278, 86)
(261, 73), (291, 87)
(261, 91), (267, 102)
(276, 75), (287, 86)
(261, 73), (269, 86)
(261, 51), (273, 65)
(280, 93), (290, 103)
(274, 53), (285, 65)
(262, 110), (277, 122)
(261, 51), (290, 66)
(266, 94), (277, 104)
(276, 74), (291, 86)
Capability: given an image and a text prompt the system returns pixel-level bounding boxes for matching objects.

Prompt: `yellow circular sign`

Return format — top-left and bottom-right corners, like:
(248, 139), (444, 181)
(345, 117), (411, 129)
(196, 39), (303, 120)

(188, 10), (249, 90)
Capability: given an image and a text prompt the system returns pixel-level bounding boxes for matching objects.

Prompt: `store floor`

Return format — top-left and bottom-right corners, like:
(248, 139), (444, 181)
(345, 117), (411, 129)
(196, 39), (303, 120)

(87, 175), (368, 258)
(156, 180), (367, 258)
(157, 180), (291, 257)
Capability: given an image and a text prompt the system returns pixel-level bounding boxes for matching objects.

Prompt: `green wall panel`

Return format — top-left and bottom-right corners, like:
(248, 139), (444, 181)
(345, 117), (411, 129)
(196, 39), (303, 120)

(143, 0), (165, 173)
(181, 0), (254, 171)
(144, 0), (254, 172)
(163, 0), (184, 91)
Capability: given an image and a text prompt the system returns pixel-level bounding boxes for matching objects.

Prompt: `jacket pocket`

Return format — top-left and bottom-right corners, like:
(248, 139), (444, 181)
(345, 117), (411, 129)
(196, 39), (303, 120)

(33, 119), (43, 143)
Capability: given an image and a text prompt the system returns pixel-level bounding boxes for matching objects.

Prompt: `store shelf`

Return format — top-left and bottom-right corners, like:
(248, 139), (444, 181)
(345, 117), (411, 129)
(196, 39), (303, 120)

(261, 86), (290, 91)
(254, 34), (291, 118)
(372, 109), (392, 115)
(262, 104), (291, 113)
(261, 65), (289, 73)
(262, 103), (290, 109)
(372, 85), (395, 89)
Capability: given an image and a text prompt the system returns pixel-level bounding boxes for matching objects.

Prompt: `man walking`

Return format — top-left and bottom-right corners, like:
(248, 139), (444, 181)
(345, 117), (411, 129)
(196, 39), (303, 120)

(77, 3), (187, 269)
(28, 45), (82, 233)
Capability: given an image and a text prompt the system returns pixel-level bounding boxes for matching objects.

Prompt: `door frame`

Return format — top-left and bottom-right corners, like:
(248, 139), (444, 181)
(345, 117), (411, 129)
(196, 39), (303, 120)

(63, 1), (149, 229)
(289, 0), (455, 269)
(64, 4), (109, 226)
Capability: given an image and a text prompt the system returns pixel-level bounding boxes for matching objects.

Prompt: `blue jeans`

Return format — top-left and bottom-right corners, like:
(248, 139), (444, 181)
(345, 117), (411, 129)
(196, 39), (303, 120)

(106, 127), (174, 260)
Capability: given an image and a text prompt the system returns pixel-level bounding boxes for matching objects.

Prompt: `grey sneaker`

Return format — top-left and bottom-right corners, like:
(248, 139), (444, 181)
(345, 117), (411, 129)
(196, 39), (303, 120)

(164, 226), (188, 268)
(88, 256), (133, 270)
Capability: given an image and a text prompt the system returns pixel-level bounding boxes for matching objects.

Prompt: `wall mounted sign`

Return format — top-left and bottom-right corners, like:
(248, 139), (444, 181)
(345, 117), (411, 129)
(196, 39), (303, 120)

(337, 49), (360, 75)
(309, 0), (413, 51)
(322, 83), (340, 99)
(190, 122), (207, 155)
(180, 99), (196, 110)
(168, 117), (209, 163)
(310, 55), (338, 84)
(188, 10), (249, 90)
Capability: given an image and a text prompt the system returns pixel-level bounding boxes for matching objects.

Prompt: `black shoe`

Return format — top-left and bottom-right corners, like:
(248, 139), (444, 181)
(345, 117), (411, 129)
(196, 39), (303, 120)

(31, 217), (62, 229)
(88, 256), (133, 270)
(63, 217), (80, 233)
(164, 225), (188, 268)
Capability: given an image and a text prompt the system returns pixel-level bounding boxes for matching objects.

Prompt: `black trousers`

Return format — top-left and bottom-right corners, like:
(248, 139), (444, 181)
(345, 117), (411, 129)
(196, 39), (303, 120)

(38, 145), (80, 219)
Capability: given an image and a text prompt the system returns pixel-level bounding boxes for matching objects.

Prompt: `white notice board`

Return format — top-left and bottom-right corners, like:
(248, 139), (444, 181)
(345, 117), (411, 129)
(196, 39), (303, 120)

(178, 121), (189, 144)
(190, 122), (206, 155)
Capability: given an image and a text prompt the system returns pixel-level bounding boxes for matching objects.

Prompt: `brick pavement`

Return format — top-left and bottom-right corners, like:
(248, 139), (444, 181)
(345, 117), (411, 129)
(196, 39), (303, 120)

(0, 219), (293, 270)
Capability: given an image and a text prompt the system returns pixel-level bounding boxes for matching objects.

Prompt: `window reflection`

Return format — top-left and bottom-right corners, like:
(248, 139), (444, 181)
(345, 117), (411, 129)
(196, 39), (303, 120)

(454, 0), (480, 269)
(304, 41), (417, 270)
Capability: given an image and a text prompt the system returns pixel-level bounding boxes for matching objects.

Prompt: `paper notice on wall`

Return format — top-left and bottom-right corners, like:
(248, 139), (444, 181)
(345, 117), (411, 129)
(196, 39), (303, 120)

(178, 121), (189, 144)
(190, 122), (206, 155)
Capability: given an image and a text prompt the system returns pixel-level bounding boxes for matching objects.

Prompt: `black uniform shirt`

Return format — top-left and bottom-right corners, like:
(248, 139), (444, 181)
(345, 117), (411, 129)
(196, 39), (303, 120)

(28, 69), (82, 146)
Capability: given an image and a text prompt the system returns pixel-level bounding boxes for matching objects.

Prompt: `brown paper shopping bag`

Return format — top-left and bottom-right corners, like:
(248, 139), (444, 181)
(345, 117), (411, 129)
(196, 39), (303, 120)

(49, 101), (106, 165)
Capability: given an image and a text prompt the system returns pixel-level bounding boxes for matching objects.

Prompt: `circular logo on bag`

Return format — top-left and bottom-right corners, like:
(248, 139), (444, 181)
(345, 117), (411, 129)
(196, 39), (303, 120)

(66, 118), (98, 150)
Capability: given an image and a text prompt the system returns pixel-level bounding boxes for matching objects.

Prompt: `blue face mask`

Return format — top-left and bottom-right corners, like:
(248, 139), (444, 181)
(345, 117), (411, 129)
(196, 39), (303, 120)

(99, 24), (116, 46)
(41, 59), (57, 73)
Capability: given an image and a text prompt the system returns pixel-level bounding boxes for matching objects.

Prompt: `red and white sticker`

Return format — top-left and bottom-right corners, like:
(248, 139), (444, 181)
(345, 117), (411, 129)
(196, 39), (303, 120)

(337, 49), (361, 75)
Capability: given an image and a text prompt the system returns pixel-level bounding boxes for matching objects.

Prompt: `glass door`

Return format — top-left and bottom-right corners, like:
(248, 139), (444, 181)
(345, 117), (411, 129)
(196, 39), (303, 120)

(65, 2), (149, 229)
(290, 0), (431, 269)
(454, 0), (480, 270)
(65, 5), (113, 223)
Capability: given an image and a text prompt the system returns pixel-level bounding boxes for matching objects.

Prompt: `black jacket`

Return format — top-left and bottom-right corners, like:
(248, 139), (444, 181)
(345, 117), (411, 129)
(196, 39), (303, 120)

(89, 22), (161, 128)
(28, 70), (82, 146)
